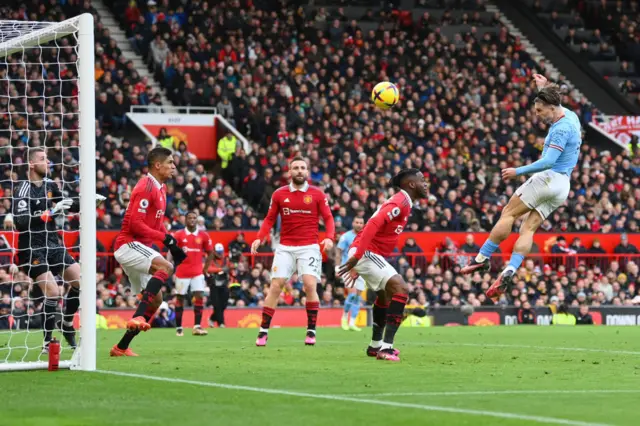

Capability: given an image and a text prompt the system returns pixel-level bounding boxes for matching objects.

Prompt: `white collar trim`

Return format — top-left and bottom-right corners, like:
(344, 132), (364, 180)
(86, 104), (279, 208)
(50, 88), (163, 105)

(289, 181), (309, 192)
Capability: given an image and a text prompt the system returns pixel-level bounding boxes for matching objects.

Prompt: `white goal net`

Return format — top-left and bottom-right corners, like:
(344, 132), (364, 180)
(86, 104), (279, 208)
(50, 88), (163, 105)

(0, 14), (96, 371)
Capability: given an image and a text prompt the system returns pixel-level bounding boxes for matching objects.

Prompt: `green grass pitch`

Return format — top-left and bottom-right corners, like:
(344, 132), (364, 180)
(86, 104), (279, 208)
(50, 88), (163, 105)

(1, 326), (639, 426)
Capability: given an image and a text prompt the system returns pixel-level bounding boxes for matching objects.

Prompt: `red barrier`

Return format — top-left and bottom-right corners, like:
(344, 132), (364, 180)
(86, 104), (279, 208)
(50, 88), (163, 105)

(2, 231), (638, 255)
(97, 307), (348, 329)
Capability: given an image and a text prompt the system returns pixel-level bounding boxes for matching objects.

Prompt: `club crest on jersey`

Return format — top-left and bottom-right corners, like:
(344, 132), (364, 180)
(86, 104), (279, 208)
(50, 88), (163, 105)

(196, 238), (201, 244)
(47, 191), (53, 198)
(303, 195), (313, 204)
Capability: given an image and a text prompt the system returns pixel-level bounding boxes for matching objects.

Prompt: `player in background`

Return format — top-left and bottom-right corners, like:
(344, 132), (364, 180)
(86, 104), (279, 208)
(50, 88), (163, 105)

(462, 74), (582, 300)
(339, 169), (428, 361)
(12, 147), (105, 353)
(251, 157), (335, 346)
(110, 147), (186, 356)
(168, 211), (214, 336)
(336, 217), (365, 331)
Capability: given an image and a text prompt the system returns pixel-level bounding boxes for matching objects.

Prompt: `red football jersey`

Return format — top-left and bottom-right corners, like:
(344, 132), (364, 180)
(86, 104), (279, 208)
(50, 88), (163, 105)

(351, 190), (412, 259)
(114, 174), (167, 251)
(257, 182), (335, 246)
(173, 228), (213, 278)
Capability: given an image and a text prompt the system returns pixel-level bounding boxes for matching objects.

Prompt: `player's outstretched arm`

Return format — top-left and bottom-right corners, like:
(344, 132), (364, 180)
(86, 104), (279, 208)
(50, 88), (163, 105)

(511, 131), (565, 178)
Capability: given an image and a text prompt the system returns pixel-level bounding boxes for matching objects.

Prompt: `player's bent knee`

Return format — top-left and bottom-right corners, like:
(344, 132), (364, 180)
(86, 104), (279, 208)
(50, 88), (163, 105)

(151, 257), (174, 277)
(386, 274), (408, 295)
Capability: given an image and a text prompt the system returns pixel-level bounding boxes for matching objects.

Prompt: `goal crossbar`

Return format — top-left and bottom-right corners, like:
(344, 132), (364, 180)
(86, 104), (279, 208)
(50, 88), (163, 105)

(0, 16), (85, 57)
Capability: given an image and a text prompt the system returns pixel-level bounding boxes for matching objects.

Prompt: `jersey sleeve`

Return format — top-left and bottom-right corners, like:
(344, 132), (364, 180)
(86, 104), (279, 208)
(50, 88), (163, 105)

(203, 232), (214, 252)
(353, 202), (401, 259)
(318, 192), (335, 240)
(12, 184), (41, 231)
(547, 122), (570, 153)
(257, 191), (280, 241)
(128, 185), (166, 242)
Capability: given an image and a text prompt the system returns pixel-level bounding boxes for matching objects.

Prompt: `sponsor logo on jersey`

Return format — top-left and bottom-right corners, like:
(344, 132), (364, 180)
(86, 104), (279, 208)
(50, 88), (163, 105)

(303, 195), (312, 204)
(282, 208), (312, 215)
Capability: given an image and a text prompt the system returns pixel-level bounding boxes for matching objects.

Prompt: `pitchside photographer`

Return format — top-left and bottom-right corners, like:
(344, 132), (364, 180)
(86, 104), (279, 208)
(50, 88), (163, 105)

(207, 243), (230, 328)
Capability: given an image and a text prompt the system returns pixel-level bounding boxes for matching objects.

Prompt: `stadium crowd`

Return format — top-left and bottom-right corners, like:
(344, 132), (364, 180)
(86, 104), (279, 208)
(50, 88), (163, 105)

(0, 0), (640, 327)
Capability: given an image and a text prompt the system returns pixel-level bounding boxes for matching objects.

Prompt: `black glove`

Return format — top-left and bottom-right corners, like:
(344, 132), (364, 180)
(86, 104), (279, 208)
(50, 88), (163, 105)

(163, 234), (187, 266)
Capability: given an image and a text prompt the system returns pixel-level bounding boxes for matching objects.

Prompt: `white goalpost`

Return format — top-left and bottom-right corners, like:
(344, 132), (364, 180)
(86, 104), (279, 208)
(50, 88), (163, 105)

(0, 14), (96, 371)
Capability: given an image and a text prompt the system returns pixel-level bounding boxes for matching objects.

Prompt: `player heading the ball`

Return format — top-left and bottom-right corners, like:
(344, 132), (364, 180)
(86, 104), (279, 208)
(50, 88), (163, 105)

(110, 147), (186, 357)
(462, 74), (582, 301)
(338, 168), (428, 362)
(251, 157), (335, 347)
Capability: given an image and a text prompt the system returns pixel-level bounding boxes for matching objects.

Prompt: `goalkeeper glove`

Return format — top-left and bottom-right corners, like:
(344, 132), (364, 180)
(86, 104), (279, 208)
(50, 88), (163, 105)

(163, 234), (187, 266)
(41, 198), (73, 222)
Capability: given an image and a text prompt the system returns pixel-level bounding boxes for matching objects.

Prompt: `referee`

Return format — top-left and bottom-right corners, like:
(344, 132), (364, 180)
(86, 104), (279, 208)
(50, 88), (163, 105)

(12, 147), (104, 353)
(207, 243), (230, 328)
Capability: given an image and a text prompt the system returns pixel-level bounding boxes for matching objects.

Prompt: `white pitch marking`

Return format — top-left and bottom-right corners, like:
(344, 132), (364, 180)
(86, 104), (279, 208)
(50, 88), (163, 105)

(341, 389), (640, 397)
(95, 370), (612, 426)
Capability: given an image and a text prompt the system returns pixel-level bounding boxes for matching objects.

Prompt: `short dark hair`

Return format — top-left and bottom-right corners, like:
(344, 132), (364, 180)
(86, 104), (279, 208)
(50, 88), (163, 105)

(28, 146), (45, 162)
(390, 168), (422, 188)
(289, 156), (308, 167)
(534, 84), (562, 106)
(186, 211), (198, 218)
(147, 146), (173, 168)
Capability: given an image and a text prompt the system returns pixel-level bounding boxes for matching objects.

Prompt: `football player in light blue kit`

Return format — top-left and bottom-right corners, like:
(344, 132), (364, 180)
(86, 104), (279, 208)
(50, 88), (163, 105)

(462, 74), (582, 300)
(336, 217), (365, 331)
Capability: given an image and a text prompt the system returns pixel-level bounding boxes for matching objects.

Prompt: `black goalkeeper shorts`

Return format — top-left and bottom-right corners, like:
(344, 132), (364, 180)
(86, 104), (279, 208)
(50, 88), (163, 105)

(17, 246), (76, 281)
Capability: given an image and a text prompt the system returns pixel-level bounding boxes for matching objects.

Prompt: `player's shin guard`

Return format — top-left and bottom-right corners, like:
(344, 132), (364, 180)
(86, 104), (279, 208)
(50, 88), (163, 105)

(193, 296), (204, 327)
(133, 270), (168, 319)
(260, 306), (275, 331)
(371, 298), (389, 345)
(382, 293), (408, 348)
(43, 298), (59, 342)
(306, 301), (319, 332)
(175, 296), (184, 328)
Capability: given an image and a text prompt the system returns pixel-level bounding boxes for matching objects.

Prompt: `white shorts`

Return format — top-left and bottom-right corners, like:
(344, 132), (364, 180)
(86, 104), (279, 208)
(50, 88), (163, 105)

(114, 242), (161, 294)
(271, 244), (322, 281)
(348, 247), (398, 292)
(174, 275), (206, 295)
(515, 170), (570, 220)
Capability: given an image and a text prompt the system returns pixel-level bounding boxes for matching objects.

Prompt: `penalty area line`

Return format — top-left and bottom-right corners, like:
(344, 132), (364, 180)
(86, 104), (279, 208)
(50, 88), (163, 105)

(95, 370), (610, 426)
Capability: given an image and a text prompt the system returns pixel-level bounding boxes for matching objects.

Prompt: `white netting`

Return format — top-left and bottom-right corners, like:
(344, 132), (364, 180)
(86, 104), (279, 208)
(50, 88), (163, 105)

(0, 17), (87, 369)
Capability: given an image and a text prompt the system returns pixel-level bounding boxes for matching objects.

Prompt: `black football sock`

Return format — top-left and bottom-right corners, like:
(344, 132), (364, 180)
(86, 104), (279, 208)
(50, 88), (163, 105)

(132, 271), (168, 319)
(63, 286), (80, 325)
(260, 307), (275, 332)
(382, 293), (408, 347)
(43, 298), (59, 342)
(175, 296), (184, 328)
(306, 301), (319, 332)
(117, 329), (140, 350)
(193, 297), (203, 327)
(371, 297), (389, 344)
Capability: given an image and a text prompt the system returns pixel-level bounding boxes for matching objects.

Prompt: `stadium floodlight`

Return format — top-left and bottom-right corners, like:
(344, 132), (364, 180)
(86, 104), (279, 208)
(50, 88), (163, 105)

(0, 13), (96, 372)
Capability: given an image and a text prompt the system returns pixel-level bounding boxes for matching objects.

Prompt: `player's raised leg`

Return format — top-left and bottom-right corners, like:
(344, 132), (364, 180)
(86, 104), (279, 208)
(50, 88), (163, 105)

(487, 208), (544, 300)
(462, 195), (531, 275)
(112, 256), (174, 356)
